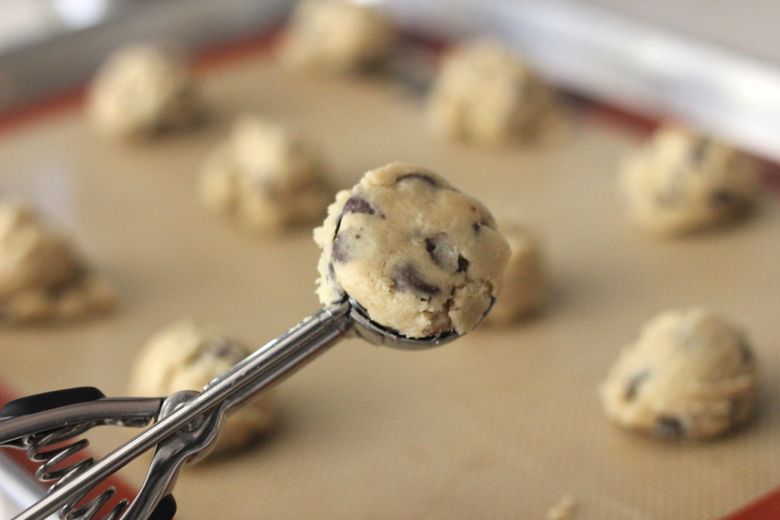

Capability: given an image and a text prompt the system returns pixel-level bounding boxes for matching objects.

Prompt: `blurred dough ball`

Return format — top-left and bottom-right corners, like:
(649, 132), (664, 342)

(200, 115), (334, 233)
(486, 223), (546, 325)
(88, 44), (202, 140)
(279, 0), (395, 73)
(0, 202), (115, 324)
(599, 308), (757, 440)
(426, 40), (559, 145)
(620, 125), (759, 236)
(129, 321), (276, 458)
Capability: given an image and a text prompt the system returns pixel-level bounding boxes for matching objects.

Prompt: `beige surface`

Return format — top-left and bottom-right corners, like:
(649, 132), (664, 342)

(0, 50), (779, 520)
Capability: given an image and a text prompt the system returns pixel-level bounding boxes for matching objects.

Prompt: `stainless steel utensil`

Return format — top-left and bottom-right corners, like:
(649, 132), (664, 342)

(0, 298), (458, 520)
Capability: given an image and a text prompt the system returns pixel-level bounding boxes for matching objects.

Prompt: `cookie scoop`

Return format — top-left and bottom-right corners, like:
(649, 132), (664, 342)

(0, 164), (510, 518)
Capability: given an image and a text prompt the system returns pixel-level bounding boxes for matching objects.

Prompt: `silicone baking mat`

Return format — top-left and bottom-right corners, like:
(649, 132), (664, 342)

(1, 37), (779, 519)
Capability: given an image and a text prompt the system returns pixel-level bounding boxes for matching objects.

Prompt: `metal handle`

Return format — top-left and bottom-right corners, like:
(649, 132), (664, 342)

(0, 399), (163, 448)
(121, 391), (213, 520)
(14, 301), (354, 520)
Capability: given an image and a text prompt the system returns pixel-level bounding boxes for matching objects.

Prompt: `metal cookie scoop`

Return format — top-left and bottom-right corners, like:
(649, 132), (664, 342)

(0, 161), (512, 520)
(0, 297), (460, 520)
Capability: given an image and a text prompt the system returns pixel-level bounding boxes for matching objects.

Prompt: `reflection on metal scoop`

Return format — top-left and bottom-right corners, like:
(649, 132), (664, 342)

(348, 297), (459, 349)
(0, 297), (461, 519)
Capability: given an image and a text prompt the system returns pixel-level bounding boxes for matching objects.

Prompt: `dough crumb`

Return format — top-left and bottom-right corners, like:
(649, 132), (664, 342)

(426, 40), (561, 145)
(200, 115), (334, 234)
(279, 0), (396, 73)
(88, 44), (203, 140)
(546, 494), (577, 520)
(485, 222), (546, 325)
(128, 320), (275, 459)
(600, 308), (758, 440)
(620, 125), (758, 236)
(0, 202), (115, 325)
(314, 162), (510, 339)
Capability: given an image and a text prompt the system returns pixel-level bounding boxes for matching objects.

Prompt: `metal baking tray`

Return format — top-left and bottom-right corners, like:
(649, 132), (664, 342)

(2, 0), (780, 160)
(1, 2), (779, 519)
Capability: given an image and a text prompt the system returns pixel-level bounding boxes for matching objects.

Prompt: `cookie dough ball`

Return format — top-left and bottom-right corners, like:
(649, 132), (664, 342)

(620, 126), (759, 235)
(485, 223), (545, 325)
(600, 309), (757, 440)
(0, 203), (115, 324)
(314, 162), (510, 338)
(200, 116), (333, 233)
(426, 40), (557, 145)
(88, 45), (202, 140)
(129, 321), (275, 457)
(279, 0), (395, 73)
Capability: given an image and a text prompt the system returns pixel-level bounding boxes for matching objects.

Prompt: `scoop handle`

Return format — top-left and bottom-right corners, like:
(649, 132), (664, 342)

(13, 302), (353, 520)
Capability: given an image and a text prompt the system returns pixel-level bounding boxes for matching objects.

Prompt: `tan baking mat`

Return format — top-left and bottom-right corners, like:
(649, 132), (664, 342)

(1, 48), (779, 520)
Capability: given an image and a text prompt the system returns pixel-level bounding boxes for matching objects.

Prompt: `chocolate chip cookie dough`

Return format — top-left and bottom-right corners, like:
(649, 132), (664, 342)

(0, 203), (115, 324)
(620, 126), (758, 236)
(88, 45), (202, 140)
(485, 223), (546, 325)
(199, 115), (333, 233)
(314, 163), (510, 339)
(600, 309), (757, 440)
(279, 0), (395, 73)
(129, 321), (276, 457)
(426, 40), (559, 145)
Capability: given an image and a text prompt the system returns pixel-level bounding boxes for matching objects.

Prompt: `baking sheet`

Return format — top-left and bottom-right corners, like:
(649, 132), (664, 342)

(0, 45), (779, 520)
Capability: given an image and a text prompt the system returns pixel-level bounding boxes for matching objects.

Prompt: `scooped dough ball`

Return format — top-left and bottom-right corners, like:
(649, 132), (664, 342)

(426, 40), (558, 145)
(88, 45), (202, 140)
(129, 321), (275, 457)
(279, 0), (395, 73)
(600, 308), (757, 440)
(485, 223), (546, 325)
(314, 162), (510, 339)
(200, 115), (333, 233)
(620, 126), (759, 235)
(0, 202), (115, 324)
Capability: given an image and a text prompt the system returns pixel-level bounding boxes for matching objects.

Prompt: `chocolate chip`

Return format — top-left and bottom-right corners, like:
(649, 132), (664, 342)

(689, 138), (711, 165)
(342, 196), (376, 215)
(624, 370), (650, 402)
(729, 397), (745, 424)
(332, 233), (350, 263)
(392, 264), (439, 299)
(396, 173), (439, 187)
(204, 339), (243, 362)
(656, 416), (685, 439)
(710, 190), (739, 207)
(45, 264), (87, 298)
(332, 228), (363, 264)
(457, 255), (469, 272)
(737, 337), (753, 364)
(425, 234), (467, 274)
